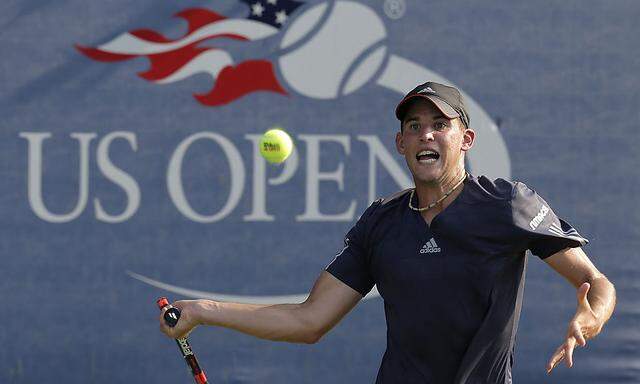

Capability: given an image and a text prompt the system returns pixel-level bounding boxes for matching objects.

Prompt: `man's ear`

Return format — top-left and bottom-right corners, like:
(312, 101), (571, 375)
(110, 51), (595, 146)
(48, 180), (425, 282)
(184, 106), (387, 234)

(461, 128), (475, 151)
(396, 131), (405, 155)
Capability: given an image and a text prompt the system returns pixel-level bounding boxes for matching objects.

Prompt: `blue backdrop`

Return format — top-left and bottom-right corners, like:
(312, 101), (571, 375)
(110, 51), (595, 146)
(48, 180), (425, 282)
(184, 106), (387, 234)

(1, 1), (638, 383)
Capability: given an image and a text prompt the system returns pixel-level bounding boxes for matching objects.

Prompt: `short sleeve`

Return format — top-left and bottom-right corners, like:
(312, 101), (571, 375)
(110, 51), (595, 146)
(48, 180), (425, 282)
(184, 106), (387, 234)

(511, 182), (588, 259)
(325, 200), (380, 296)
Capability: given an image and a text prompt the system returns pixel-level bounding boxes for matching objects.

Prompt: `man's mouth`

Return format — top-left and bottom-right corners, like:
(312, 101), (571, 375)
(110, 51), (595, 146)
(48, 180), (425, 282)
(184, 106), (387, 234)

(416, 150), (440, 164)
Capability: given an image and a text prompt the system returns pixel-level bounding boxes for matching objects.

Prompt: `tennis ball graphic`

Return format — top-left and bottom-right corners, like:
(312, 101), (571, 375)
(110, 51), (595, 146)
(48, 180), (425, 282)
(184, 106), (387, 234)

(278, 1), (388, 99)
(259, 128), (294, 163)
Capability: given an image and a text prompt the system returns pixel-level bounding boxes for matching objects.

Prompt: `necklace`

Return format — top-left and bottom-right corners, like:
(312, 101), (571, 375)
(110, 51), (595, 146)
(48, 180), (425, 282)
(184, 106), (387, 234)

(408, 173), (467, 212)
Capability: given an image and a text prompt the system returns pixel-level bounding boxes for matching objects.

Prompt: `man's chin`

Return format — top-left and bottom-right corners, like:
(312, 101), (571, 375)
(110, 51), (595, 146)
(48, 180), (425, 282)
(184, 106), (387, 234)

(413, 169), (442, 185)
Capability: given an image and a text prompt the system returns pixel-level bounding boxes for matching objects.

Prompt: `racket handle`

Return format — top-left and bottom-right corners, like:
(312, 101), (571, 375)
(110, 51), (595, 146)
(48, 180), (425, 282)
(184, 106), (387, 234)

(157, 297), (181, 327)
(157, 297), (209, 384)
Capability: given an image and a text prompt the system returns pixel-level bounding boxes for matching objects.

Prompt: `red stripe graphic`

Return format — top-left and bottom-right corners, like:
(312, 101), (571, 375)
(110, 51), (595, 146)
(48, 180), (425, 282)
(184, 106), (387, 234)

(195, 60), (287, 106)
(139, 43), (209, 81)
(175, 8), (227, 35)
(129, 29), (172, 43)
(76, 7), (288, 107)
(75, 45), (136, 62)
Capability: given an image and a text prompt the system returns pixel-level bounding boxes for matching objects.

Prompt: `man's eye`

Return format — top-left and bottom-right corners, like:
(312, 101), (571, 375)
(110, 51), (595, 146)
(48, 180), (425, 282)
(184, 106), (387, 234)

(410, 123), (420, 131)
(434, 121), (447, 130)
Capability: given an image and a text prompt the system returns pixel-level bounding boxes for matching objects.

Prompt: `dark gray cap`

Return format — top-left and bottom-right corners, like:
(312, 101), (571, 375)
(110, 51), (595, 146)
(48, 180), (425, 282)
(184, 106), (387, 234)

(395, 82), (470, 128)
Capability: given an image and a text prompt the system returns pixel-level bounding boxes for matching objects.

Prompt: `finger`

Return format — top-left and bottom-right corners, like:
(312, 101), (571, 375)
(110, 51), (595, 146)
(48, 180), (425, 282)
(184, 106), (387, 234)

(565, 337), (577, 368)
(574, 326), (587, 347)
(547, 353), (563, 373)
(547, 344), (566, 373)
(568, 321), (587, 347)
(159, 320), (174, 338)
(577, 282), (591, 307)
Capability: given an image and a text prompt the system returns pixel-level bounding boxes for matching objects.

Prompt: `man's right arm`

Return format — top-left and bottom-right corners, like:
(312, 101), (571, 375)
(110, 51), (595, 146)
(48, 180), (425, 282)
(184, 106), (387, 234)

(159, 271), (363, 344)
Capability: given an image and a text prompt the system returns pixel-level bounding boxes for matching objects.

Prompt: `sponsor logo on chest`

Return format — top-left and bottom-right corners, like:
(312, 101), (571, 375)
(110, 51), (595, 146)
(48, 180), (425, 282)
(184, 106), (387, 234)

(419, 238), (441, 254)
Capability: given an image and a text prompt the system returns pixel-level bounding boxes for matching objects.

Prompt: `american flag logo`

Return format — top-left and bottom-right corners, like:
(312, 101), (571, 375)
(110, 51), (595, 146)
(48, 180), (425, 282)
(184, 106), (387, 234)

(76, 0), (304, 106)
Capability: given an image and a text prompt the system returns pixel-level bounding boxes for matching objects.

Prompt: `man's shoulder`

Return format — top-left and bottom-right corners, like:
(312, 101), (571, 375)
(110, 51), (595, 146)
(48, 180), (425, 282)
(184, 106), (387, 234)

(359, 189), (411, 221)
(379, 188), (413, 206)
(468, 174), (529, 202)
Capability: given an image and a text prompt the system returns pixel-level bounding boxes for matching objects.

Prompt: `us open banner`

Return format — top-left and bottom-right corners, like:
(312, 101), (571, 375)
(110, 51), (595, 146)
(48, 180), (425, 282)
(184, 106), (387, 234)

(1, 1), (638, 383)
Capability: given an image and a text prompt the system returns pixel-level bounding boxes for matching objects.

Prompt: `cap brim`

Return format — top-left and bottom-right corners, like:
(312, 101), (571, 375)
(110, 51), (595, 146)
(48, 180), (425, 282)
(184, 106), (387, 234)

(395, 94), (460, 121)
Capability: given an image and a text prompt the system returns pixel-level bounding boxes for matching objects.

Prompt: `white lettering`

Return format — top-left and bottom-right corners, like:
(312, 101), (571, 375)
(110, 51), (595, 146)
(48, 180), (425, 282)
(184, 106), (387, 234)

(20, 132), (415, 223)
(94, 132), (141, 223)
(296, 135), (356, 222)
(243, 134), (299, 221)
(177, 338), (194, 356)
(167, 132), (245, 223)
(356, 135), (412, 203)
(20, 132), (96, 223)
(529, 205), (550, 230)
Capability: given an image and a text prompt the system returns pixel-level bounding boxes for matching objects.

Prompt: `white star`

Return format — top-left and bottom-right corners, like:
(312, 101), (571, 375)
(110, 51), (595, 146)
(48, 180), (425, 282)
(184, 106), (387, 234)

(251, 2), (265, 17)
(267, 0), (277, 5)
(275, 9), (288, 25)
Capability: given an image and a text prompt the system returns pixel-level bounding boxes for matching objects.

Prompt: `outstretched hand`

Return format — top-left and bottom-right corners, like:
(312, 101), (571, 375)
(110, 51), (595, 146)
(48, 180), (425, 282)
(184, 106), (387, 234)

(546, 283), (604, 374)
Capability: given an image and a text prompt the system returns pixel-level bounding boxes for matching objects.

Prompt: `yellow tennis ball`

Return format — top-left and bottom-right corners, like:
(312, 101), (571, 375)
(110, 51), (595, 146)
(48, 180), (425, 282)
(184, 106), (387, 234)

(259, 128), (293, 164)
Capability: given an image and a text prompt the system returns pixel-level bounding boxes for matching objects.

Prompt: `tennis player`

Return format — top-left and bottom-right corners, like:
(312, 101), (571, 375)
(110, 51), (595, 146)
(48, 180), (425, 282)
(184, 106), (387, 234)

(160, 82), (616, 383)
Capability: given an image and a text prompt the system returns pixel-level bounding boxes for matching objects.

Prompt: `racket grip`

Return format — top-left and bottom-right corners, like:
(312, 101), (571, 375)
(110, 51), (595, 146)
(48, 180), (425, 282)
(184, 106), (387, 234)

(157, 297), (209, 384)
(157, 297), (180, 327)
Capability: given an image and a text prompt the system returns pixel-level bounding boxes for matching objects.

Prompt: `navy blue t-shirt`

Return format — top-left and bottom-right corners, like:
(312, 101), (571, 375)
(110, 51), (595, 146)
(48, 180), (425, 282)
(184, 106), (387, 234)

(325, 175), (587, 384)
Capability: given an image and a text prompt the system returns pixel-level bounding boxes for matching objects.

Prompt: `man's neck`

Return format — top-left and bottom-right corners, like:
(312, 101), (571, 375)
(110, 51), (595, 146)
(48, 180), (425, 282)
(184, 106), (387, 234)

(414, 168), (467, 213)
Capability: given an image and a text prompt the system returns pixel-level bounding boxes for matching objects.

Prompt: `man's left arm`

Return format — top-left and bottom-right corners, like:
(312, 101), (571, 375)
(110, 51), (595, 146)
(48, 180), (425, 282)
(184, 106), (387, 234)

(543, 246), (616, 374)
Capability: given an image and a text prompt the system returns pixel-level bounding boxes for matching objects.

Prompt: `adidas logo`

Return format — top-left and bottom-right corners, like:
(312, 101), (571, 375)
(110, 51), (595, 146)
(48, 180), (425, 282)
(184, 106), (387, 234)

(418, 86), (436, 94)
(419, 238), (441, 254)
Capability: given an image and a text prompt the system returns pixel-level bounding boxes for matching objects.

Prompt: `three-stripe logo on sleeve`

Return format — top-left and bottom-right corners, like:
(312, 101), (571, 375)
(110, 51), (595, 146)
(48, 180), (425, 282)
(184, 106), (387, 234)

(548, 222), (584, 241)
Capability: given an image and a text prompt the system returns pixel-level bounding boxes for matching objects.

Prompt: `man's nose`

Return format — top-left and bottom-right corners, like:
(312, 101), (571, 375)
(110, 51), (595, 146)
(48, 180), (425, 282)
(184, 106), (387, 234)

(420, 129), (435, 141)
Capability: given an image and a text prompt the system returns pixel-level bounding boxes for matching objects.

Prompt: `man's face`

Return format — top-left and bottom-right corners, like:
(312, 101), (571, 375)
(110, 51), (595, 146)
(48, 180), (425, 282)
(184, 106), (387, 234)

(395, 99), (475, 185)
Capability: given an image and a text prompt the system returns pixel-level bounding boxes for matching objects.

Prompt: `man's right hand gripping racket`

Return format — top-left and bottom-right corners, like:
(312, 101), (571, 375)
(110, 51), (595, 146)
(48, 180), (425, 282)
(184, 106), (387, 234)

(157, 297), (209, 384)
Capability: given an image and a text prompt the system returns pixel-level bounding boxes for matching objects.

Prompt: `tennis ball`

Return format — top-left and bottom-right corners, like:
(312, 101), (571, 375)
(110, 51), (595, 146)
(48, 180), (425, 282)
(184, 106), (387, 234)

(259, 128), (293, 164)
